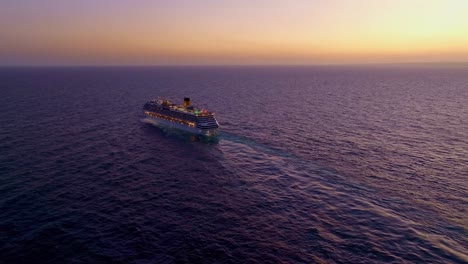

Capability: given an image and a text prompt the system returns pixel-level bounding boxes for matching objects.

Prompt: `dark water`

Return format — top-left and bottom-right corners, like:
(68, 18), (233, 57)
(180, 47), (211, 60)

(0, 66), (467, 263)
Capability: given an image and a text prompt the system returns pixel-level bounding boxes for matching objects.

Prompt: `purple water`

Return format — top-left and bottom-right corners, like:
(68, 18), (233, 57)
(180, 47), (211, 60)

(1, 66), (467, 263)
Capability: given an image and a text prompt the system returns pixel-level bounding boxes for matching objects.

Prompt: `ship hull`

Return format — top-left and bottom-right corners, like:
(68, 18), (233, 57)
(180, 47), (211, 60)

(144, 115), (218, 136)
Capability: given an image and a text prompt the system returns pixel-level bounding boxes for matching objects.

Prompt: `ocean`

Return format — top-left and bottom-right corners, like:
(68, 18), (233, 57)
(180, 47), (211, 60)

(0, 66), (467, 263)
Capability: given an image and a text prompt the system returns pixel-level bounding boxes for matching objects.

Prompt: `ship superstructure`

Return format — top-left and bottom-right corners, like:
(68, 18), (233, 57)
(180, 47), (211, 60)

(143, 97), (219, 136)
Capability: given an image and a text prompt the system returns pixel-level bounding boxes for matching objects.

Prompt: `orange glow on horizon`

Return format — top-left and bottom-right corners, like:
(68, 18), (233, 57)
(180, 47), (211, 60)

(1, 0), (468, 65)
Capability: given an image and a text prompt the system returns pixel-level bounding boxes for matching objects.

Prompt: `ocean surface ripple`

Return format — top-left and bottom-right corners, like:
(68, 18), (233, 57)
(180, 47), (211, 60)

(0, 66), (467, 263)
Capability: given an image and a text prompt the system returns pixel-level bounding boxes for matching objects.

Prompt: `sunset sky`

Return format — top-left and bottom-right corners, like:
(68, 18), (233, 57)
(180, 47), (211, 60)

(1, 0), (468, 65)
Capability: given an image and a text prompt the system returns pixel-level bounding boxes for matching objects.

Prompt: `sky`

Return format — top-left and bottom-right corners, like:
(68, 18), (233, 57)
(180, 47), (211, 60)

(1, 0), (468, 65)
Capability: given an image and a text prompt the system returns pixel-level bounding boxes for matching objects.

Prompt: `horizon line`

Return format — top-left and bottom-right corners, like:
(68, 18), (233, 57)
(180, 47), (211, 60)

(1, 61), (468, 68)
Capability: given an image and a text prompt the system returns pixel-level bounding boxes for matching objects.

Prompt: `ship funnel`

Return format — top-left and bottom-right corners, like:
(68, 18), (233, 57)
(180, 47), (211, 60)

(184, 97), (190, 107)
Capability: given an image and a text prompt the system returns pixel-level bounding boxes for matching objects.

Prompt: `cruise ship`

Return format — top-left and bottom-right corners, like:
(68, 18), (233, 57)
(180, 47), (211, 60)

(143, 97), (219, 136)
